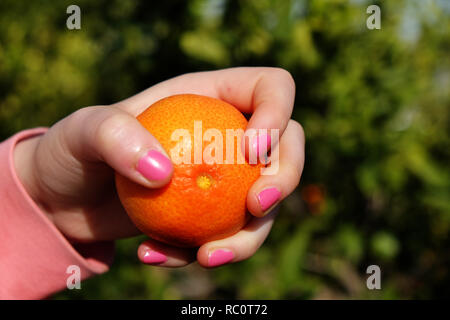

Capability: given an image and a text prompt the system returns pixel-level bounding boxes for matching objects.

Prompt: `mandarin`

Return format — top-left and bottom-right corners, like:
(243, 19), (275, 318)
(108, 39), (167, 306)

(115, 94), (263, 247)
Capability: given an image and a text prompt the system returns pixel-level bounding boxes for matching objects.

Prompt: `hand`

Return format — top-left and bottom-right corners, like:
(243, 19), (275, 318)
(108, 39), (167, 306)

(14, 67), (305, 267)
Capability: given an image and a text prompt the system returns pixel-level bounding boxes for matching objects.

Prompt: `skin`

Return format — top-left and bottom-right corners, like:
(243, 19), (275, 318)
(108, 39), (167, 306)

(13, 67), (305, 268)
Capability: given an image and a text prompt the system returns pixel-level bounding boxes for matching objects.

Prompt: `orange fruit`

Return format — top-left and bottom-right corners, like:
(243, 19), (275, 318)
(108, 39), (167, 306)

(115, 94), (263, 247)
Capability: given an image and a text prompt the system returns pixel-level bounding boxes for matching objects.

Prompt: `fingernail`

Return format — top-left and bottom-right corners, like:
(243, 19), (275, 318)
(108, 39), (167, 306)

(137, 150), (173, 181)
(143, 250), (167, 264)
(208, 249), (234, 267)
(258, 187), (281, 212)
(251, 134), (271, 158)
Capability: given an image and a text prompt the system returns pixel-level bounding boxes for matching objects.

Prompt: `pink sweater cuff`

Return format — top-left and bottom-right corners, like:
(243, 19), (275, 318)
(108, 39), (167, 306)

(0, 128), (114, 299)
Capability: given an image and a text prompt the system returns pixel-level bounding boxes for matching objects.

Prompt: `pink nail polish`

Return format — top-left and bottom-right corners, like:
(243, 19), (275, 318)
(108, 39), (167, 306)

(258, 187), (281, 212)
(137, 150), (173, 181)
(251, 134), (271, 158)
(208, 249), (234, 267)
(143, 250), (167, 264)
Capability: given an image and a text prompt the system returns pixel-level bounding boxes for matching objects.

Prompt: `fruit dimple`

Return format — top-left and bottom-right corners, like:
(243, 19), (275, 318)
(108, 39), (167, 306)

(196, 173), (213, 190)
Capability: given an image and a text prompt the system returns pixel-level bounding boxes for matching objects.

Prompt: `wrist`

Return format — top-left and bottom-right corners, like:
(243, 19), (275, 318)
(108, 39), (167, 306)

(13, 135), (51, 220)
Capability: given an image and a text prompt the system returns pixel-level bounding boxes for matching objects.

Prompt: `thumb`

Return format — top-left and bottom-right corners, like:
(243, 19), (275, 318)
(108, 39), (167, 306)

(63, 105), (173, 188)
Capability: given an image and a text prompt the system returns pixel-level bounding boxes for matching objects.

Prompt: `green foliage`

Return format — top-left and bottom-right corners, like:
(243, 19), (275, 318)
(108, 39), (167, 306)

(1, 0), (449, 299)
(371, 231), (400, 261)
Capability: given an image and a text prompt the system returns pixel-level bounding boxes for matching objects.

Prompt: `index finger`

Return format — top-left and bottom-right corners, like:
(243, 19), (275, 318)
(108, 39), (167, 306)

(114, 67), (295, 140)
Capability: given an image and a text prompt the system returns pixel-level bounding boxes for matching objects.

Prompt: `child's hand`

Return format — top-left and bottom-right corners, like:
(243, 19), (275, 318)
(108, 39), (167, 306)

(14, 67), (304, 268)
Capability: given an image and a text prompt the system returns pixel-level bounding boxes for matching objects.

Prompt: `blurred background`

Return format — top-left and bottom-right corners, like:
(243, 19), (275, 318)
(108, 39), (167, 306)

(0, 0), (449, 299)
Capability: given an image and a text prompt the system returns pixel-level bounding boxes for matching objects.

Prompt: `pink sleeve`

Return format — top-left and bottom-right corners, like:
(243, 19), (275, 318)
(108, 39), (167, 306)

(0, 128), (115, 299)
